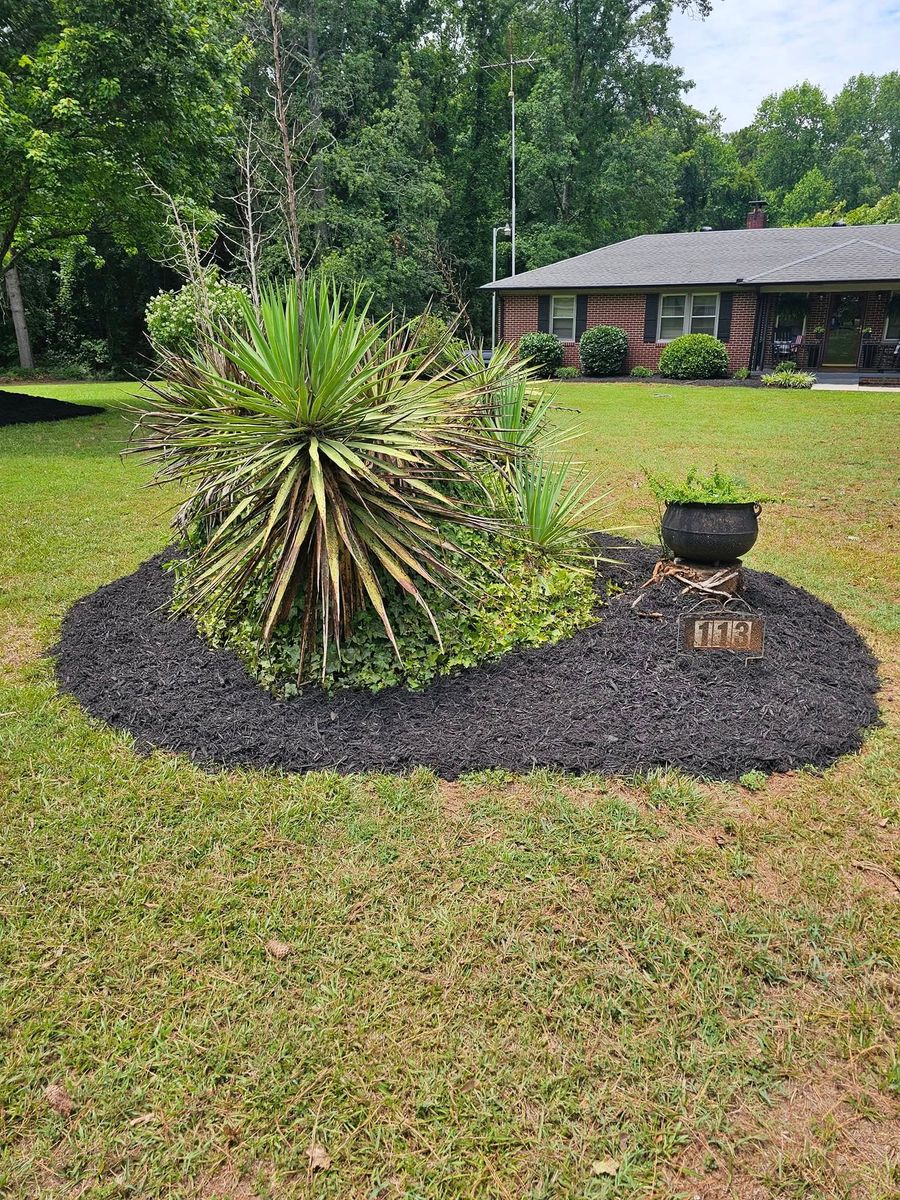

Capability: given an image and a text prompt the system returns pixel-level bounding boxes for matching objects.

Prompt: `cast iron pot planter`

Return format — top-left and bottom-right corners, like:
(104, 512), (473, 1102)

(661, 502), (760, 564)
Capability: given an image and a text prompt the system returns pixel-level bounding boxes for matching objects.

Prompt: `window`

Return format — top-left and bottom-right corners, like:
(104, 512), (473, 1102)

(658, 292), (720, 340)
(886, 294), (900, 340)
(550, 295), (576, 340)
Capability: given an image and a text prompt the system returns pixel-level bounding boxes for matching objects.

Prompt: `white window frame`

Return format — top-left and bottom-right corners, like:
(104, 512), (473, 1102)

(550, 294), (577, 341)
(657, 292), (720, 342)
(884, 293), (900, 340)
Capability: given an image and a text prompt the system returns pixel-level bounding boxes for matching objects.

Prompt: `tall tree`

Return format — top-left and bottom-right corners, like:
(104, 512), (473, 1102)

(0, 0), (248, 364)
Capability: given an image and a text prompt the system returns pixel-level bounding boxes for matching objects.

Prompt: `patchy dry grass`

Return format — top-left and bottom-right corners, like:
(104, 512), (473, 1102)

(0, 382), (897, 1198)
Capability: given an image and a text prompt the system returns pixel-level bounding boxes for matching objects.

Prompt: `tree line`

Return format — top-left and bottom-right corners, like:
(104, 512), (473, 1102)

(2, 0), (898, 373)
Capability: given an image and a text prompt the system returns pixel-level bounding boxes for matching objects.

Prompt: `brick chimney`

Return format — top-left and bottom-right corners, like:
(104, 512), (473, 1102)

(746, 199), (768, 229)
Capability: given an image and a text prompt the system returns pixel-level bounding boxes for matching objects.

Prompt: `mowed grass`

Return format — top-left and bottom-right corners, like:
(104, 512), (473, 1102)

(0, 381), (897, 1199)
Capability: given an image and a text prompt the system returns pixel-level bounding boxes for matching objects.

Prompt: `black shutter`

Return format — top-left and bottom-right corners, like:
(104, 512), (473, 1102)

(717, 292), (733, 342)
(643, 293), (659, 342)
(575, 295), (588, 340)
(537, 295), (550, 333)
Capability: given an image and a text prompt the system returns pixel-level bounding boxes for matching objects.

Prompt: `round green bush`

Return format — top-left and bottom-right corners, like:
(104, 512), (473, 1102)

(145, 271), (248, 356)
(658, 333), (729, 379)
(518, 332), (564, 377)
(579, 325), (627, 376)
(182, 525), (598, 695)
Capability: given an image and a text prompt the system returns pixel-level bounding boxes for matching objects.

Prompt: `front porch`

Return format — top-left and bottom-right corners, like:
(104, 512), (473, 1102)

(751, 288), (900, 375)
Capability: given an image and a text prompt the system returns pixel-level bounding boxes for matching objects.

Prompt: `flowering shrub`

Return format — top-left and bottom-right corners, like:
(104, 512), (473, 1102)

(145, 271), (248, 356)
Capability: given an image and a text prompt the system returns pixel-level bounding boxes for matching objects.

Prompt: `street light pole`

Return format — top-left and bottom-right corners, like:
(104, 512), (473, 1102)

(491, 222), (512, 354)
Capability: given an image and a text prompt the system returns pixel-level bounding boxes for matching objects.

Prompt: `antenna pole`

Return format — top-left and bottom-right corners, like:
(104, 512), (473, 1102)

(481, 42), (538, 282)
(509, 58), (516, 276)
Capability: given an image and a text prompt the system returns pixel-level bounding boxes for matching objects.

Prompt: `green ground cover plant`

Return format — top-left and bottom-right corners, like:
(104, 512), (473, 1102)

(1, 380), (897, 1198)
(762, 361), (817, 389)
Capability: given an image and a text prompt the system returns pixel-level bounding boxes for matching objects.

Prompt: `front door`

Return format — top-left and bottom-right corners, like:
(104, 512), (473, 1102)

(824, 293), (864, 367)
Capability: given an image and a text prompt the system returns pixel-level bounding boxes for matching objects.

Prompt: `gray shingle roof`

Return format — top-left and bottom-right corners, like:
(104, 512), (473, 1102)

(483, 224), (900, 290)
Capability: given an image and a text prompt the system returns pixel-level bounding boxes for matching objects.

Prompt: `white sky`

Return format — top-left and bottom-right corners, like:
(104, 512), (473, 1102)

(668, 0), (900, 130)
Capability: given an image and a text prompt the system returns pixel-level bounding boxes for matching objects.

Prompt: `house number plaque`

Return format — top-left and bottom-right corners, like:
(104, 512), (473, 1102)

(678, 611), (765, 657)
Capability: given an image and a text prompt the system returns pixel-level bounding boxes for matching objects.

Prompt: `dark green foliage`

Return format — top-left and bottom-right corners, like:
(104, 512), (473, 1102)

(518, 332), (564, 377)
(405, 313), (468, 376)
(2, 0), (898, 374)
(645, 465), (768, 505)
(630, 365), (653, 377)
(579, 325), (627, 376)
(186, 525), (598, 694)
(556, 366), (579, 380)
(658, 333), (729, 379)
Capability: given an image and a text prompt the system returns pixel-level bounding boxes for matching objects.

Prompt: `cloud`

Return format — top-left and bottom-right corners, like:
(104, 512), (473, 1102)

(668, 0), (900, 129)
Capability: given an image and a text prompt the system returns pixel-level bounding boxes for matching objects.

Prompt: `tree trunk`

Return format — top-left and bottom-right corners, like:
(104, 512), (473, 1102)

(306, 0), (327, 253)
(4, 265), (34, 369)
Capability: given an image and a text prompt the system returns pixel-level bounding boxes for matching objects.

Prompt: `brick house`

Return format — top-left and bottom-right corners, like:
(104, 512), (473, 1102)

(484, 204), (900, 376)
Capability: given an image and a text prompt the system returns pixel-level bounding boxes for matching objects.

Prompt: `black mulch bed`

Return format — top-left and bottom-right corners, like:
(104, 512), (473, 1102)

(0, 390), (105, 427)
(54, 539), (880, 780)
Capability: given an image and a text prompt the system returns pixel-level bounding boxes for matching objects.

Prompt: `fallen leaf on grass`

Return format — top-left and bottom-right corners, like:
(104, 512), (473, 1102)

(306, 1143), (331, 1171)
(265, 938), (292, 959)
(44, 1083), (74, 1116)
(591, 1157), (620, 1176)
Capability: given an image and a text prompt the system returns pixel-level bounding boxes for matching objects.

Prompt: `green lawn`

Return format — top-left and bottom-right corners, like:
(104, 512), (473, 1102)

(1, 381), (897, 1199)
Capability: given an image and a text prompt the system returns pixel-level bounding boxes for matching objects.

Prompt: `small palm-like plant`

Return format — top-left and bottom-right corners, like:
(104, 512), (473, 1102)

(498, 457), (606, 562)
(131, 280), (521, 670)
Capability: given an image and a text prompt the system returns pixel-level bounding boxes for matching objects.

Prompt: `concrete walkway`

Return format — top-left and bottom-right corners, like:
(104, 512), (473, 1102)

(811, 370), (900, 392)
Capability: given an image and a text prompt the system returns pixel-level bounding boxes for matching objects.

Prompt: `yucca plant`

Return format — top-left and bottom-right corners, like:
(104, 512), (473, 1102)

(130, 279), (522, 671)
(496, 456), (607, 564)
(474, 377), (561, 452)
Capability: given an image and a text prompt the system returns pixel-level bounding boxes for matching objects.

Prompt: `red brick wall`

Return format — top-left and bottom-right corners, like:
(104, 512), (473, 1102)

(499, 290), (758, 372)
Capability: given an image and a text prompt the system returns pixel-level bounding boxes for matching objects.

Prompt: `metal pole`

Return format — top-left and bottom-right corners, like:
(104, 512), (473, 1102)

(509, 62), (516, 277)
(491, 226), (498, 352)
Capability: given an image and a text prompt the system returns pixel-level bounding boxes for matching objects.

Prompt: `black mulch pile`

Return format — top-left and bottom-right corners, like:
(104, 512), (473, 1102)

(54, 539), (881, 780)
(0, 390), (104, 427)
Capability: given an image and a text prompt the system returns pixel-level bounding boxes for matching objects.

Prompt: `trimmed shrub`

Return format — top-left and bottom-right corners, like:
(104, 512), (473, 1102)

(518, 332), (563, 377)
(630, 365), (653, 378)
(579, 324), (627, 376)
(555, 365), (579, 380)
(658, 333), (729, 379)
(732, 367), (750, 380)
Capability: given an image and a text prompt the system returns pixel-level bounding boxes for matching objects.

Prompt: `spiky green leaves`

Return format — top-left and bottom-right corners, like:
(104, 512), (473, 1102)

(130, 280), (517, 672)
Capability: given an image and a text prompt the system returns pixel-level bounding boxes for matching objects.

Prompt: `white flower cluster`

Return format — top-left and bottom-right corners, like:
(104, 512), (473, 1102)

(145, 273), (249, 354)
